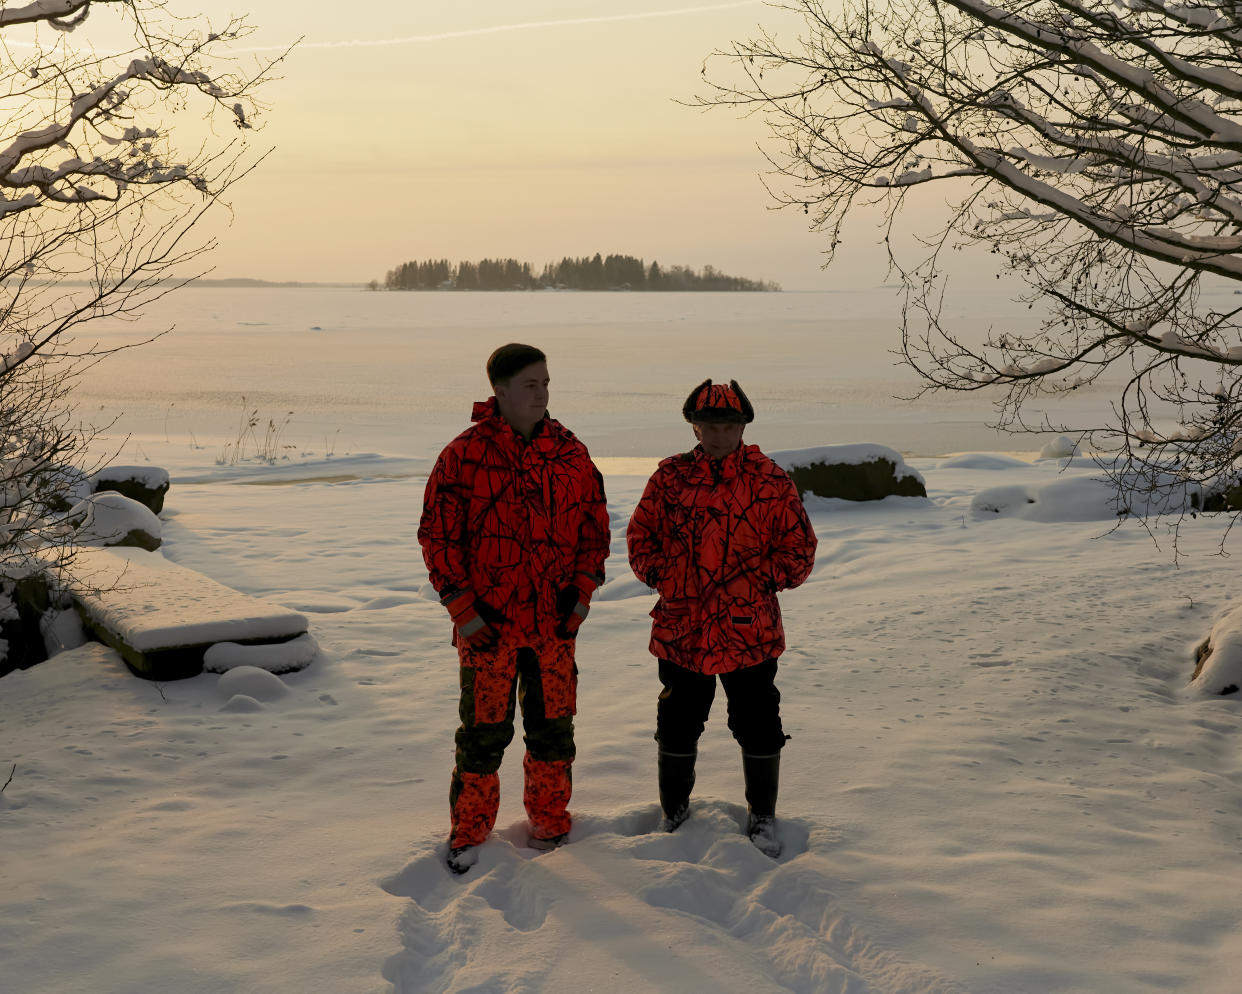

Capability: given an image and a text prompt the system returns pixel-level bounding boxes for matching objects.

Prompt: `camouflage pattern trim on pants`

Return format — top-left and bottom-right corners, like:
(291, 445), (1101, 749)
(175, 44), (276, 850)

(449, 638), (577, 848)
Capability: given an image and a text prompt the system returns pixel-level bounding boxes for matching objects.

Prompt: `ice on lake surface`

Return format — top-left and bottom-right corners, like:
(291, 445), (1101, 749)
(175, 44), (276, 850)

(72, 284), (1123, 461)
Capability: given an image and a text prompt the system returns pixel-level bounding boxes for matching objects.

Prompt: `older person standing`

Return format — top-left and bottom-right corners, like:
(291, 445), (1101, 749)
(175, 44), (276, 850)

(627, 379), (817, 857)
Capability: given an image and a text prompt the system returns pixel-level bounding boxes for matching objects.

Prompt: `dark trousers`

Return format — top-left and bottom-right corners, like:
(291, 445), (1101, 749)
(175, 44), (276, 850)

(655, 658), (786, 756)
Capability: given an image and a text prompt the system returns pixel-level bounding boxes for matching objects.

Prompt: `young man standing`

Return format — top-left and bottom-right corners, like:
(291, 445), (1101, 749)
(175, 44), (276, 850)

(627, 379), (817, 858)
(419, 343), (610, 875)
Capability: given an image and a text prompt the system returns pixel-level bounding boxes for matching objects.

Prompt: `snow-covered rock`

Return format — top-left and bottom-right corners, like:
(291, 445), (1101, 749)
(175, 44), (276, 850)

(68, 491), (162, 550)
(771, 443), (927, 501)
(89, 465), (170, 513)
(1191, 605), (1242, 696)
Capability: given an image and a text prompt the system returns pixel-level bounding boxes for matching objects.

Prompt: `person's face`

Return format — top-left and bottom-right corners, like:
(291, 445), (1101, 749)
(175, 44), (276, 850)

(495, 360), (550, 434)
(693, 420), (744, 460)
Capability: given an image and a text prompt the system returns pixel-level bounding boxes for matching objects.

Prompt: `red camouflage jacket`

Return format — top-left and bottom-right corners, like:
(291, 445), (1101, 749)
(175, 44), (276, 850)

(627, 443), (817, 674)
(418, 398), (610, 644)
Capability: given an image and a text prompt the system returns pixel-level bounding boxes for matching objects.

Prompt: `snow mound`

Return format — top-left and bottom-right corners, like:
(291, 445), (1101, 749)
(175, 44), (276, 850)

(204, 633), (318, 675)
(594, 573), (653, 601)
(1039, 435), (1080, 459)
(217, 665), (291, 701)
(220, 693), (267, 713)
(1190, 606), (1242, 696)
(972, 469), (1199, 521)
(939, 453), (1030, 470)
(69, 492), (162, 547)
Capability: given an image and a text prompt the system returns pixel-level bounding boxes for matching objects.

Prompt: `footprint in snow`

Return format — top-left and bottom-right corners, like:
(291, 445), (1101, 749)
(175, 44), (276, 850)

(380, 832), (552, 930)
(619, 800), (811, 866)
(381, 811), (962, 994)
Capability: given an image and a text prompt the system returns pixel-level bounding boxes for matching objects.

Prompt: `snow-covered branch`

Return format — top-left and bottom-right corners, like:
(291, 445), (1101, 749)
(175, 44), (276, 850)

(700, 0), (1242, 514)
(0, 0), (281, 581)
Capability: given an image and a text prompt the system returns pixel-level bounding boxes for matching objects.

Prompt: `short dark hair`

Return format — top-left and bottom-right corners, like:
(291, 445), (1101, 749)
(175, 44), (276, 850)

(486, 343), (547, 386)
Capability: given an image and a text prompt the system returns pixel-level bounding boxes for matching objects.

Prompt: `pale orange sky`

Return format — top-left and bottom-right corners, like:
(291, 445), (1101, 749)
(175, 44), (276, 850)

(155, 1), (895, 290)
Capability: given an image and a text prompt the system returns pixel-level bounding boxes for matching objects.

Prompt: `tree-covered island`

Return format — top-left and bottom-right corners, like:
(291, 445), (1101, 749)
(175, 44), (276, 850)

(379, 254), (780, 291)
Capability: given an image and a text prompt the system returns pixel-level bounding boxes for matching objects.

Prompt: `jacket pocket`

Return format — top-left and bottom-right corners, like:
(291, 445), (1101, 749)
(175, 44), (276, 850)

(722, 595), (780, 653)
(651, 596), (696, 645)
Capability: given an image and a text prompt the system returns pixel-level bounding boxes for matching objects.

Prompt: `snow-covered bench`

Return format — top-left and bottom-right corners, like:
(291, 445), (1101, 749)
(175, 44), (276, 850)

(69, 548), (309, 681)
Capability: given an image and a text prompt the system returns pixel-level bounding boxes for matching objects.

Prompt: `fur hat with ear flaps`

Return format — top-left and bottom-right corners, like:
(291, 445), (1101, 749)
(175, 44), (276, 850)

(682, 379), (755, 425)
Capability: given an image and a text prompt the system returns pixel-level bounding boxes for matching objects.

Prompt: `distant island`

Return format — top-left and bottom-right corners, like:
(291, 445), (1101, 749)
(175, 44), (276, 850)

(378, 254), (780, 292)
(193, 278), (363, 289)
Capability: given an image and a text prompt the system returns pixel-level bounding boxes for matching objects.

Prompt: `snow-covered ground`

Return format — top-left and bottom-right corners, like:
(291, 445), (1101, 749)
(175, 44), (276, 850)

(4, 435), (1242, 994)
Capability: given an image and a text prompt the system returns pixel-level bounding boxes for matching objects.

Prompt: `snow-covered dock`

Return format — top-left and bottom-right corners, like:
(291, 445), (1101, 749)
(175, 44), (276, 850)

(69, 548), (310, 680)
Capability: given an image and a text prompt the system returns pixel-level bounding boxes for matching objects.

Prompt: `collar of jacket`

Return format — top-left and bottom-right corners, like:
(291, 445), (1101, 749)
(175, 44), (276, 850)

(690, 442), (756, 480)
(470, 396), (557, 450)
(471, 396), (502, 424)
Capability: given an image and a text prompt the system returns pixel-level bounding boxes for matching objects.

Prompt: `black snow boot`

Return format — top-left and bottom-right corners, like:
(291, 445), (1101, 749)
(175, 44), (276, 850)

(742, 752), (782, 858)
(446, 845), (479, 875)
(657, 749), (696, 832)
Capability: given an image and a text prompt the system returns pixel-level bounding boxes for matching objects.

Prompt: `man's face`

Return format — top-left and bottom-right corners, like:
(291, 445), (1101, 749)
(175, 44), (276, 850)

(495, 360), (550, 431)
(693, 420), (744, 460)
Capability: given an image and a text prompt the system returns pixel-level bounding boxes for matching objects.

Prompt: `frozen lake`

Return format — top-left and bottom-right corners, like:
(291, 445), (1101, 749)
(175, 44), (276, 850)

(74, 284), (1117, 463)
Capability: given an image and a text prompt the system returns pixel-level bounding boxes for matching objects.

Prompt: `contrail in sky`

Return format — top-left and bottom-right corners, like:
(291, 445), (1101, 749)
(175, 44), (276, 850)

(241, 1), (764, 51)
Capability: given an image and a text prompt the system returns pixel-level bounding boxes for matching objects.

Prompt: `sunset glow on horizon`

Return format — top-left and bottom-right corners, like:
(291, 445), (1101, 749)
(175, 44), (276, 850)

(156, 0), (885, 291)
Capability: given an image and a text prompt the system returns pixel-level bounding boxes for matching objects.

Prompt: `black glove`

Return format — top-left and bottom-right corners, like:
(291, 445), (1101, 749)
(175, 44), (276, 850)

(554, 584), (591, 639)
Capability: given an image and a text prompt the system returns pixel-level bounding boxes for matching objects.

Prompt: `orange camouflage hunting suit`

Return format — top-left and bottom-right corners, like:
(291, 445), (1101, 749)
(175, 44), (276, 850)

(418, 398), (610, 849)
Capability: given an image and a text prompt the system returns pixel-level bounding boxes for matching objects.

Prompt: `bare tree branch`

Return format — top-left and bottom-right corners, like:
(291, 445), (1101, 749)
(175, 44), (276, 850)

(699, 0), (1242, 523)
(1, 1), (285, 590)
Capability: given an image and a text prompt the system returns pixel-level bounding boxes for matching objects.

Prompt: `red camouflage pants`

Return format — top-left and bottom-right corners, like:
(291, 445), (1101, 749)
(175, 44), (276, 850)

(449, 636), (577, 848)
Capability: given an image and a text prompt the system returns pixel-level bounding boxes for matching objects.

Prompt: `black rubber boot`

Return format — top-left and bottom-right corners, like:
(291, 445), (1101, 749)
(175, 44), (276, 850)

(742, 752), (781, 858)
(657, 749), (696, 832)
